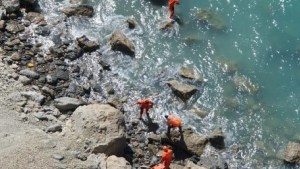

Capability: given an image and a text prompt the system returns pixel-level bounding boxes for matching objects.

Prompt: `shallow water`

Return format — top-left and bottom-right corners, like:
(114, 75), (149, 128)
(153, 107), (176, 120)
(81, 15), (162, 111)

(39, 0), (300, 168)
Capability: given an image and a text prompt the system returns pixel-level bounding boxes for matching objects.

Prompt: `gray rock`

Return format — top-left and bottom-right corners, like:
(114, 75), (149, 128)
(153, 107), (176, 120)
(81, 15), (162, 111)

(107, 97), (123, 111)
(2, 0), (20, 13)
(54, 97), (86, 112)
(180, 66), (203, 81)
(208, 128), (225, 149)
(76, 35), (100, 52)
(25, 12), (46, 25)
(160, 128), (208, 156)
(0, 6), (6, 19)
(19, 75), (32, 85)
(166, 80), (198, 101)
(19, 69), (40, 79)
(33, 112), (48, 121)
(284, 142), (300, 163)
(11, 52), (21, 61)
(126, 18), (137, 29)
(52, 154), (64, 161)
(46, 75), (57, 84)
(41, 86), (55, 98)
(5, 21), (25, 33)
(110, 31), (135, 56)
(21, 91), (45, 105)
(62, 5), (94, 17)
(46, 124), (62, 133)
(0, 20), (5, 30)
(70, 104), (126, 156)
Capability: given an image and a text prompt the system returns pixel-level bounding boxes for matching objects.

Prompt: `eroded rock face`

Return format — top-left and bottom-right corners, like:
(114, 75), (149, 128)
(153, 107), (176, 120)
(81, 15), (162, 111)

(161, 128), (209, 156)
(284, 142), (300, 163)
(62, 5), (94, 17)
(166, 80), (198, 101)
(70, 104), (126, 156)
(110, 31), (135, 56)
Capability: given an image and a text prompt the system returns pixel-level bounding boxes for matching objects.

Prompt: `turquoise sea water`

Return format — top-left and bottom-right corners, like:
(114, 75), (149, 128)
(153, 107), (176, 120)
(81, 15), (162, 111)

(40, 0), (300, 168)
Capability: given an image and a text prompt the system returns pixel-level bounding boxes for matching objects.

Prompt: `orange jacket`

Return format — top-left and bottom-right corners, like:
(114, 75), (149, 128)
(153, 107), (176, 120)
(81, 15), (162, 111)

(135, 99), (153, 110)
(162, 148), (173, 162)
(168, 0), (179, 7)
(167, 114), (181, 127)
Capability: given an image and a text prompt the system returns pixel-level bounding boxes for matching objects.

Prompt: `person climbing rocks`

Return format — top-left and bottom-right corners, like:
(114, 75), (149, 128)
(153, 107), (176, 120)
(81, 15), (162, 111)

(135, 98), (153, 119)
(161, 145), (173, 169)
(168, 0), (179, 19)
(165, 114), (182, 135)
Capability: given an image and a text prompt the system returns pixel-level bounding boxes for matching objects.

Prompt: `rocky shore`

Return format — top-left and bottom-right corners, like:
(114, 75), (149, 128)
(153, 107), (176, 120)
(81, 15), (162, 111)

(0, 0), (300, 169)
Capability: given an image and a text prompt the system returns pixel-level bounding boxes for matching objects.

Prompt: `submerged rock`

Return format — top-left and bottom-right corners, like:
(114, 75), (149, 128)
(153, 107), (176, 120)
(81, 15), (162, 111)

(70, 104), (126, 156)
(166, 80), (198, 101)
(76, 35), (99, 52)
(284, 142), (300, 163)
(208, 128), (225, 149)
(195, 9), (225, 31)
(110, 31), (135, 56)
(233, 74), (259, 94)
(62, 5), (94, 17)
(159, 19), (175, 31)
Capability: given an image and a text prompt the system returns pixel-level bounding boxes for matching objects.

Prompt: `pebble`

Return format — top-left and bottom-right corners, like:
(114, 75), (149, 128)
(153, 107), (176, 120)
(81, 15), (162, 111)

(52, 154), (64, 161)
(46, 124), (62, 133)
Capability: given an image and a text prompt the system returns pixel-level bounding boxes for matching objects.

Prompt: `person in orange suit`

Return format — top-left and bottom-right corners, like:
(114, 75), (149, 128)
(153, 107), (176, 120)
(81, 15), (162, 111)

(168, 0), (179, 18)
(135, 98), (153, 119)
(161, 146), (173, 169)
(165, 114), (182, 135)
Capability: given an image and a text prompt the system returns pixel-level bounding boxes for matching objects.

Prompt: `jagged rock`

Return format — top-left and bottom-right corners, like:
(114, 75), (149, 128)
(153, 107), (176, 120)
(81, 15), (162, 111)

(46, 124), (62, 133)
(99, 60), (111, 71)
(284, 142), (300, 163)
(110, 31), (135, 56)
(208, 128), (225, 149)
(5, 21), (25, 34)
(0, 20), (5, 30)
(53, 69), (69, 81)
(25, 12), (47, 26)
(166, 80), (198, 101)
(70, 104), (126, 156)
(76, 35), (99, 52)
(54, 97), (86, 112)
(180, 66), (203, 81)
(20, 91), (45, 105)
(62, 5), (94, 17)
(195, 9), (225, 31)
(126, 18), (137, 29)
(2, 0), (20, 13)
(160, 128), (208, 156)
(19, 69), (40, 79)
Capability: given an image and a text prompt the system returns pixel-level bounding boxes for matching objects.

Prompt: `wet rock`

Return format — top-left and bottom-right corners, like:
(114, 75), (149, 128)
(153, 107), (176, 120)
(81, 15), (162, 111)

(76, 35), (99, 52)
(2, 0), (20, 13)
(161, 128), (209, 156)
(54, 97), (86, 112)
(5, 21), (25, 34)
(189, 107), (209, 118)
(70, 104), (126, 156)
(233, 74), (259, 94)
(0, 20), (5, 30)
(35, 26), (51, 36)
(21, 91), (45, 105)
(208, 128), (225, 149)
(62, 5), (94, 17)
(180, 66), (203, 81)
(19, 75), (32, 85)
(126, 18), (137, 29)
(99, 60), (111, 71)
(19, 68), (40, 79)
(195, 9), (225, 31)
(166, 80), (198, 101)
(284, 142), (300, 163)
(25, 12), (47, 26)
(110, 31), (135, 56)
(46, 124), (62, 133)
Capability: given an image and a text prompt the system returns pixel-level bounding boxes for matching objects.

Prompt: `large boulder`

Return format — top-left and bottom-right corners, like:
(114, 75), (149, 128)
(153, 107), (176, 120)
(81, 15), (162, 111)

(161, 128), (208, 156)
(166, 80), (198, 101)
(76, 35), (100, 52)
(284, 142), (300, 163)
(62, 5), (94, 17)
(70, 104), (126, 156)
(110, 31), (135, 56)
(2, 0), (20, 13)
(54, 97), (86, 112)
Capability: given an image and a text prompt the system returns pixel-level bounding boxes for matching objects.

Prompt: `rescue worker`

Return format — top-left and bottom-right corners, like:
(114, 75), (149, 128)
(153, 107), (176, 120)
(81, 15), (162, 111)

(135, 98), (153, 119)
(168, 0), (179, 19)
(161, 145), (173, 169)
(165, 114), (182, 135)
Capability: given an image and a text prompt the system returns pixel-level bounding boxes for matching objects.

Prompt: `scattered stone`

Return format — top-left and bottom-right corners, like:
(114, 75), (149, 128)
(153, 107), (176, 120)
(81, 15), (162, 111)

(5, 21), (25, 34)
(70, 104), (126, 156)
(62, 5), (94, 17)
(46, 124), (62, 133)
(166, 80), (198, 101)
(99, 60), (111, 71)
(54, 97), (86, 112)
(2, 0), (20, 13)
(20, 91), (45, 105)
(19, 75), (32, 85)
(33, 112), (48, 121)
(284, 142), (300, 163)
(52, 154), (64, 161)
(76, 35), (99, 52)
(110, 31), (135, 56)
(19, 68), (40, 79)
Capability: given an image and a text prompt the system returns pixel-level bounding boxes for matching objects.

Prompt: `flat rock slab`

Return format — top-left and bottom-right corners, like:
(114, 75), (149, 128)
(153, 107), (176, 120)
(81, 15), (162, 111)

(166, 80), (198, 101)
